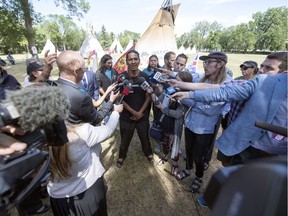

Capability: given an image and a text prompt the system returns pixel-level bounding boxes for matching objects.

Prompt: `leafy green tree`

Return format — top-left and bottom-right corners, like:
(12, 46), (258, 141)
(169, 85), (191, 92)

(252, 6), (287, 51)
(0, 0), (90, 55)
(0, 8), (26, 53)
(118, 30), (140, 49)
(97, 25), (112, 51)
(64, 28), (86, 50)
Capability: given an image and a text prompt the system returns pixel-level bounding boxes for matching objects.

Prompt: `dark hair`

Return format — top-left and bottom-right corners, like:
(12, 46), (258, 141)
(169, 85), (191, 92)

(177, 71), (193, 83)
(126, 50), (140, 61)
(147, 55), (161, 71)
(176, 53), (188, 64)
(266, 52), (288, 72)
(164, 51), (176, 61)
(99, 54), (113, 72)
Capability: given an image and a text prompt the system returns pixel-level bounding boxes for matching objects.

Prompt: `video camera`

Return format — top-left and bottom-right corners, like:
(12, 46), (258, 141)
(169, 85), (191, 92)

(0, 86), (70, 215)
(204, 122), (287, 216)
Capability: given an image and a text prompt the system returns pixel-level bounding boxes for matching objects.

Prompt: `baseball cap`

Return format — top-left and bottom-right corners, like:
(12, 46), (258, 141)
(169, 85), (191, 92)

(199, 52), (228, 63)
(26, 61), (45, 75)
(240, 60), (258, 68)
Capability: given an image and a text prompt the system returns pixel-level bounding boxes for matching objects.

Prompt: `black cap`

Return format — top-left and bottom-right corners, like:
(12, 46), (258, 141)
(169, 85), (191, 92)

(240, 60), (258, 68)
(199, 52), (228, 63)
(26, 61), (45, 75)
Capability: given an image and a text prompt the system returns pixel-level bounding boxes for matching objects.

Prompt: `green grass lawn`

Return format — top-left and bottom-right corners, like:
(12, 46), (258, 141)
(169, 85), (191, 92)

(0, 52), (267, 85)
(192, 52), (266, 78)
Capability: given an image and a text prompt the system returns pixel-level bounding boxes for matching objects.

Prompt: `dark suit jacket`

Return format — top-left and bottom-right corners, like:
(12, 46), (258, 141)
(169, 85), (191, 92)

(57, 77), (113, 126)
(78, 70), (99, 100)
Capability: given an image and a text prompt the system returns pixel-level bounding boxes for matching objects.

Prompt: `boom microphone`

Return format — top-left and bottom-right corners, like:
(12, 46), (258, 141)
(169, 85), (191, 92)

(1, 86), (70, 131)
(255, 121), (287, 137)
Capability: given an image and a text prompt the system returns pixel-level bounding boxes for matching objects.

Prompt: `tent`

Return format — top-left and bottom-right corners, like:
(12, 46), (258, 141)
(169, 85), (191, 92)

(124, 40), (134, 53)
(79, 32), (105, 59)
(135, 0), (180, 67)
(108, 37), (124, 54)
(40, 39), (58, 56)
(177, 45), (186, 54)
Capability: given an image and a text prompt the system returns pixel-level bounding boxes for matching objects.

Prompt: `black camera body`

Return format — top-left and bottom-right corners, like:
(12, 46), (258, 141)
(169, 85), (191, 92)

(0, 103), (68, 214)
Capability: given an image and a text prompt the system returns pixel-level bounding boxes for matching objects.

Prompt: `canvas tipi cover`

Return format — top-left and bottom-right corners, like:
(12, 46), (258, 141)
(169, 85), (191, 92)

(40, 39), (57, 56)
(124, 40), (134, 53)
(79, 32), (104, 59)
(108, 37), (124, 54)
(136, 0), (180, 67)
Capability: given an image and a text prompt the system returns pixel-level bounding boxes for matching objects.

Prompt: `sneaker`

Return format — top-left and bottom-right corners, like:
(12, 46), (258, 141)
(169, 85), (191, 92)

(190, 177), (203, 193)
(154, 144), (161, 154)
(197, 196), (208, 208)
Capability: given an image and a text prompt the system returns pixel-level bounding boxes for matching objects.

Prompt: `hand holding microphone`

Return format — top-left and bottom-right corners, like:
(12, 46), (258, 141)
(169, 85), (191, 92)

(119, 80), (133, 103)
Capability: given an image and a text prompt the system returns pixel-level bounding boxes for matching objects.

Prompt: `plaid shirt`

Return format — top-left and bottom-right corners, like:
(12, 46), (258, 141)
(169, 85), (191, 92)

(221, 79), (247, 125)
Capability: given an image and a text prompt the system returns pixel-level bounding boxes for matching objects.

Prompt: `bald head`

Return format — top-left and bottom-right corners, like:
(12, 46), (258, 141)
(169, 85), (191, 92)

(57, 51), (84, 74)
(57, 50), (85, 83)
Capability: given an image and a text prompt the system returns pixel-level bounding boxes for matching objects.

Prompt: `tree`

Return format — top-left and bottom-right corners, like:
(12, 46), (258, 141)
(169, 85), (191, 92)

(0, 0), (90, 55)
(118, 30), (140, 49)
(0, 8), (26, 53)
(252, 6), (287, 51)
(97, 25), (112, 51)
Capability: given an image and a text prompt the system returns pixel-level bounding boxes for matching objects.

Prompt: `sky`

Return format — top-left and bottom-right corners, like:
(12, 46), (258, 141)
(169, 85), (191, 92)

(32, 0), (286, 36)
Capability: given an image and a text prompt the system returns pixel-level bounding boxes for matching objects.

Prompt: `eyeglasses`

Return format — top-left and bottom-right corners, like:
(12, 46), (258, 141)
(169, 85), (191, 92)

(106, 61), (113, 65)
(203, 60), (219, 66)
(241, 66), (251, 70)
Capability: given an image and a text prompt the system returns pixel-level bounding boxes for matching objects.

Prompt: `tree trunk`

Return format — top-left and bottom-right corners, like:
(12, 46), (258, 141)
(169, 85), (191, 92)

(19, 0), (37, 58)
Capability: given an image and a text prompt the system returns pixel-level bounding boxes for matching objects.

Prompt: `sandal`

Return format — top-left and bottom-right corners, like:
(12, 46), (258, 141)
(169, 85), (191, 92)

(171, 165), (179, 176)
(157, 155), (168, 165)
(116, 158), (124, 168)
(190, 177), (203, 193)
(176, 170), (190, 181)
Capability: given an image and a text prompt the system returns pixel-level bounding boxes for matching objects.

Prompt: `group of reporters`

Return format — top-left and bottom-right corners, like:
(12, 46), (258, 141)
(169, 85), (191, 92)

(0, 49), (287, 215)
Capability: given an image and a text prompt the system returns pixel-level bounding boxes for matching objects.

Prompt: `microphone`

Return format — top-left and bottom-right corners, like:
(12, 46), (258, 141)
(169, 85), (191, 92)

(114, 74), (126, 93)
(116, 73), (126, 83)
(136, 77), (151, 91)
(119, 80), (133, 103)
(1, 86), (70, 131)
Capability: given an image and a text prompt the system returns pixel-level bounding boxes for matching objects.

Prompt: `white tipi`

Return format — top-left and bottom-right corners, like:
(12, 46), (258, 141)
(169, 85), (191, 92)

(135, 0), (180, 67)
(124, 40), (134, 53)
(40, 39), (58, 56)
(79, 32), (104, 59)
(108, 37), (124, 54)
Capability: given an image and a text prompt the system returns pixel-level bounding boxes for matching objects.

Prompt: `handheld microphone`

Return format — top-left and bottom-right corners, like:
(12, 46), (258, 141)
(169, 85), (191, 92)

(116, 73), (126, 83)
(1, 86), (70, 131)
(136, 77), (151, 91)
(119, 80), (133, 103)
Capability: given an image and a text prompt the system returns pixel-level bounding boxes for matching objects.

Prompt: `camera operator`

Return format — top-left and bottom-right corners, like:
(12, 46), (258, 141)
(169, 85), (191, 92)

(0, 130), (26, 156)
(0, 86), (70, 215)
